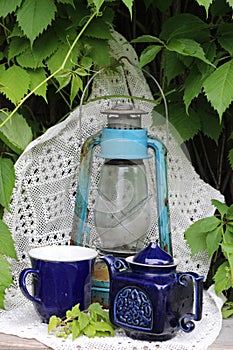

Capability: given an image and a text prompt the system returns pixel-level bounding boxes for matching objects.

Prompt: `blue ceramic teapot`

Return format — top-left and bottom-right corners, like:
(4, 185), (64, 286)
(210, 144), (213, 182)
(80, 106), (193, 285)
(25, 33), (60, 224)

(102, 242), (204, 341)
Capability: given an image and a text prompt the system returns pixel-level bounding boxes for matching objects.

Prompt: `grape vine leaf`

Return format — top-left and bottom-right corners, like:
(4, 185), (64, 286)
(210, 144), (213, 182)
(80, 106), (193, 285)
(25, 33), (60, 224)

(8, 37), (29, 60)
(16, 0), (57, 45)
(28, 68), (47, 100)
(163, 51), (186, 84)
(139, 45), (162, 68)
(0, 0), (22, 17)
(194, 0), (214, 15)
(183, 66), (204, 113)
(160, 13), (209, 42)
(226, 0), (233, 9)
(0, 66), (30, 104)
(184, 216), (221, 256)
(197, 99), (223, 143)
(217, 23), (233, 56)
(92, 0), (105, 13)
(203, 59), (233, 120)
(131, 35), (164, 45)
(0, 111), (33, 154)
(0, 220), (17, 259)
(0, 159), (15, 211)
(228, 149), (233, 170)
(85, 19), (113, 40)
(214, 261), (232, 294)
(122, 0), (134, 18)
(167, 38), (214, 67)
(206, 226), (222, 257)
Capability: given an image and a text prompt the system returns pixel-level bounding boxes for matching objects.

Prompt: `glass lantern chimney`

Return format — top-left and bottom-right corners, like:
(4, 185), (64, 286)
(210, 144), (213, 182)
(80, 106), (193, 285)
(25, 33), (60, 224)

(94, 104), (151, 255)
(72, 103), (172, 257)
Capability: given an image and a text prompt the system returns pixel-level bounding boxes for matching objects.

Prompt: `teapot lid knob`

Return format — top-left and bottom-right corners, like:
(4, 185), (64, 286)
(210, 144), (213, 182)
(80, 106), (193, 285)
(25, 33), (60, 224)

(133, 242), (174, 265)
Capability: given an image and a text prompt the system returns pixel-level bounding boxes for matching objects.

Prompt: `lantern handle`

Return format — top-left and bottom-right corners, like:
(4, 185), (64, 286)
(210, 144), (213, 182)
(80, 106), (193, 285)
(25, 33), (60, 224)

(78, 56), (169, 148)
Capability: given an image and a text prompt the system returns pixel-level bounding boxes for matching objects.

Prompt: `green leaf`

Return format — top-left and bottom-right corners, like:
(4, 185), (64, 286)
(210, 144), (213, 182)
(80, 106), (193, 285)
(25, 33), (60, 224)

(78, 312), (90, 331)
(16, 48), (45, 69)
(92, 321), (114, 336)
(222, 242), (233, 254)
(0, 159), (15, 211)
(225, 226), (233, 244)
(70, 303), (81, 318)
(226, 0), (233, 9)
(183, 67), (204, 113)
(222, 302), (233, 319)
(0, 66), (30, 104)
(0, 255), (13, 309)
(16, 0), (57, 45)
(228, 148), (233, 169)
(0, 220), (16, 259)
(131, 35), (164, 45)
(85, 18), (113, 40)
(167, 38), (214, 66)
(167, 104), (201, 142)
(203, 59), (233, 120)
(184, 230), (207, 256)
(211, 199), (228, 218)
(199, 102), (223, 143)
(0, 0), (22, 17)
(88, 302), (109, 323)
(139, 45), (162, 69)
(226, 204), (233, 221)
(83, 323), (96, 338)
(122, 0), (133, 18)
(163, 51), (186, 83)
(217, 23), (233, 56)
(195, 0), (213, 15)
(28, 68), (47, 100)
(87, 38), (110, 67)
(160, 14), (209, 42)
(48, 315), (61, 333)
(92, 0), (105, 13)
(206, 226), (222, 257)
(57, 0), (74, 5)
(0, 112), (33, 154)
(184, 216), (221, 255)
(46, 43), (79, 75)
(72, 320), (81, 340)
(214, 261), (233, 294)
(8, 37), (29, 60)
(70, 75), (83, 105)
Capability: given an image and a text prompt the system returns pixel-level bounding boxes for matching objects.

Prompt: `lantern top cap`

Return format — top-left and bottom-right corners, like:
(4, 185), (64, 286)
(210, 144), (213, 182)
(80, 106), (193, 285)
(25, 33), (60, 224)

(102, 103), (147, 116)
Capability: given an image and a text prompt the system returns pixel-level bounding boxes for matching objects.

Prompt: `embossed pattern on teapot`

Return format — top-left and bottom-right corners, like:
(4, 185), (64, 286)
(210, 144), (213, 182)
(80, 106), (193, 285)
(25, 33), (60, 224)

(102, 242), (204, 341)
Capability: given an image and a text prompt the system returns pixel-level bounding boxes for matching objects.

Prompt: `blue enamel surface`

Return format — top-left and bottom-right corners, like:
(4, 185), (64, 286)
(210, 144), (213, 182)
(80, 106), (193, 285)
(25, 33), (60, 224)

(103, 253), (204, 341)
(133, 242), (173, 265)
(147, 136), (172, 255)
(97, 128), (151, 159)
(19, 256), (95, 323)
(72, 133), (101, 246)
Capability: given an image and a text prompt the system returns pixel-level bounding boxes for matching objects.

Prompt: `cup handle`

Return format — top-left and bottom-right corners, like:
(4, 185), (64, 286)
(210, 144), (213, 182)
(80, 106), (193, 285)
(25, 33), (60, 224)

(19, 268), (41, 304)
(178, 272), (204, 333)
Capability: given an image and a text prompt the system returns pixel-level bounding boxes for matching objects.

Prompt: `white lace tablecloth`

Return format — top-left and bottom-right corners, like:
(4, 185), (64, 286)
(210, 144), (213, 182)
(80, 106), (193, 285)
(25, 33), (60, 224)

(0, 30), (225, 350)
(0, 286), (224, 350)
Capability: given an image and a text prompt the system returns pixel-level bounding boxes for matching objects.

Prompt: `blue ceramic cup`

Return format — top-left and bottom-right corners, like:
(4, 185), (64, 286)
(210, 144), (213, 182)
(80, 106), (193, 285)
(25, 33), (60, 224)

(19, 245), (98, 323)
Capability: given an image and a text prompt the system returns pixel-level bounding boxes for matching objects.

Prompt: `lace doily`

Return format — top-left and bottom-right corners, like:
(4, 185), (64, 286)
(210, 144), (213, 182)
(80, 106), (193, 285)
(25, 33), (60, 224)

(0, 30), (224, 349)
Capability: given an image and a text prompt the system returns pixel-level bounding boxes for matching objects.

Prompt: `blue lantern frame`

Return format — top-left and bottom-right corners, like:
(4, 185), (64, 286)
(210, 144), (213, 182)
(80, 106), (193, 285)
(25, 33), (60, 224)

(72, 127), (172, 256)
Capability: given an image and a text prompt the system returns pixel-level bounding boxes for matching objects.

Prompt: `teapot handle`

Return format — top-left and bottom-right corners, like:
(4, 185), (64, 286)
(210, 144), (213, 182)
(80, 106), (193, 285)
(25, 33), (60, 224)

(178, 272), (204, 332)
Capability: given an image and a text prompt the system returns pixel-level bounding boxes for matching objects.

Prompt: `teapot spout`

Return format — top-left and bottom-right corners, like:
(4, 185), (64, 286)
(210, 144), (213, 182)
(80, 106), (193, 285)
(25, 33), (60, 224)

(101, 255), (128, 279)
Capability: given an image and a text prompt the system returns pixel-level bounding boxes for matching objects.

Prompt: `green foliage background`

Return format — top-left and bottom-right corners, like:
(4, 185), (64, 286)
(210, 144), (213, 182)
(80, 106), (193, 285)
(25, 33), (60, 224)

(0, 0), (233, 308)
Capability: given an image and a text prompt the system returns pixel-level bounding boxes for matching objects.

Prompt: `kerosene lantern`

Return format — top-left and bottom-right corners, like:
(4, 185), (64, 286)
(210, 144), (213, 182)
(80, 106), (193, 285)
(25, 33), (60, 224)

(71, 103), (172, 257)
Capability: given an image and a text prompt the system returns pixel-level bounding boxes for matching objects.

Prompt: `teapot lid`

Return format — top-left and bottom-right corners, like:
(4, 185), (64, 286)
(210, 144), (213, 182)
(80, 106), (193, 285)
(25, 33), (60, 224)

(133, 242), (174, 265)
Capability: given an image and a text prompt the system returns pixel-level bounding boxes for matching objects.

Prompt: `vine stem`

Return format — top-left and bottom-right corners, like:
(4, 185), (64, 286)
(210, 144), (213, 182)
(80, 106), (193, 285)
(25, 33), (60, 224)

(0, 10), (98, 129)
